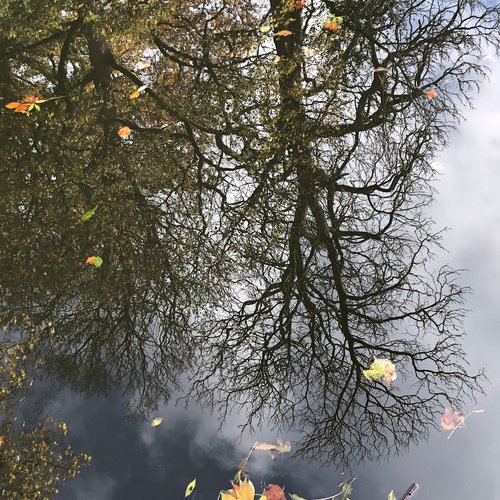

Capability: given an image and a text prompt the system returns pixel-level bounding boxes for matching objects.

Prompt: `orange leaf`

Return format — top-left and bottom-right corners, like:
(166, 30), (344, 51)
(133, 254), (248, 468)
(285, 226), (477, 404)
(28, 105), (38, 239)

(117, 126), (132, 137)
(324, 20), (339, 30)
(5, 102), (21, 109)
(294, 0), (306, 9)
(425, 88), (438, 100)
(23, 95), (44, 103)
(129, 91), (141, 100)
(263, 484), (285, 500)
(276, 30), (293, 37)
(14, 104), (30, 113)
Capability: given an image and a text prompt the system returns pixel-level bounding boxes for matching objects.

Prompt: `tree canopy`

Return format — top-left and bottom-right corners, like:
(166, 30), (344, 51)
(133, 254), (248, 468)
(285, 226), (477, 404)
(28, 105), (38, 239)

(1, 0), (500, 468)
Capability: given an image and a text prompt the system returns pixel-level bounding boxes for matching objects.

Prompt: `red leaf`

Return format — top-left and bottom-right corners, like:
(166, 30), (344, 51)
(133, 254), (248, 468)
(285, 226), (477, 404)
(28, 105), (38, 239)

(263, 484), (285, 500)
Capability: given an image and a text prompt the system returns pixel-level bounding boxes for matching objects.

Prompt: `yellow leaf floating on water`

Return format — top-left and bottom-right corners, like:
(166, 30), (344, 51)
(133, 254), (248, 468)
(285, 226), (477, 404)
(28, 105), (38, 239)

(185, 478), (196, 497)
(275, 30), (293, 37)
(388, 491), (397, 500)
(259, 25), (271, 33)
(220, 479), (255, 500)
(129, 90), (140, 100)
(363, 358), (397, 385)
(150, 417), (163, 427)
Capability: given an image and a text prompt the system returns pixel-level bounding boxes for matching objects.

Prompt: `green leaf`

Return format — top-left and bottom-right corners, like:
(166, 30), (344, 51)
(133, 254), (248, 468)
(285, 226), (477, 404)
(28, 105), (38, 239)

(289, 494), (307, 500)
(34, 104), (41, 111)
(81, 206), (97, 222)
(92, 256), (103, 268)
(185, 478), (196, 497)
(388, 490), (397, 500)
(362, 364), (385, 381)
(28, 103), (35, 111)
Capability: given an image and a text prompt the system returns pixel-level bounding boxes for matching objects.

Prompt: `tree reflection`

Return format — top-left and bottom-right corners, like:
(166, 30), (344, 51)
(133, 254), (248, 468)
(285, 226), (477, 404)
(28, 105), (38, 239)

(1, 0), (499, 466)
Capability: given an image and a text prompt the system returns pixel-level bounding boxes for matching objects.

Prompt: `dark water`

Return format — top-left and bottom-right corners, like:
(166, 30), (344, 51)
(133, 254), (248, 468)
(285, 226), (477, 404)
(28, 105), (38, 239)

(2, 2), (500, 498)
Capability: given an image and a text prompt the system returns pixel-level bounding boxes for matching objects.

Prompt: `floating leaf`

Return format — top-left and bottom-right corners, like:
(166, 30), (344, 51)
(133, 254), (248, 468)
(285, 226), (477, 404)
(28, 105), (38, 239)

(137, 84), (148, 93)
(363, 358), (397, 385)
(220, 479), (255, 500)
(129, 90), (141, 100)
(425, 88), (438, 100)
(81, 206), (97, 222)
(150, 417), (163, 427)
(388, 491), (397, 500)
(85, 256), (103, 268)
(303, 48), (315, 56)
(262, 484), (285, 500)
(117, 126), (132, 138)
(440, 408), (464, 431)
(5, 102), (21, 109)
(185, 478), (196, 497)
(272, 55), (281, 64)
(373, 67), (387, 73)
(255, 438), (291, 454)
(259, 25), (271, 33)
(289, 494), (307, 500)
(294, 0), (306, 9)
(276, 30), (293, 37)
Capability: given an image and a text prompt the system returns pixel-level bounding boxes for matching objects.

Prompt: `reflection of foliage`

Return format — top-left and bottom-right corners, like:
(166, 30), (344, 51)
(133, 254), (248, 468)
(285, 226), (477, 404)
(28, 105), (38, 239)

(1, 0), (500, 465)
(0, 319), (90, 498)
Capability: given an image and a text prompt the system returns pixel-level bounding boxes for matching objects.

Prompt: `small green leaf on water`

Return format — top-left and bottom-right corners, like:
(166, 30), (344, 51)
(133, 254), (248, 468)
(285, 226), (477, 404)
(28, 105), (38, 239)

(85, 256), (103, 267)
(185, 478), (196, 497)
(388, 490), (397, 500)
(150, 417), (163, 427)
(289, 494), (307, 500)
(82, 206), (97, 222)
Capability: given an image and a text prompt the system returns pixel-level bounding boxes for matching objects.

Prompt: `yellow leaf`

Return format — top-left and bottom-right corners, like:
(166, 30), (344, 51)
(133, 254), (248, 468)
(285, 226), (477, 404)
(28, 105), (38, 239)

(221, 479), (255, 500)
(129, 91), (140, 100)
(259, 25), (271, 33)
(150, 417), (163, 426)
(185, 478), (196, 497)
(136, 61), (151, 70)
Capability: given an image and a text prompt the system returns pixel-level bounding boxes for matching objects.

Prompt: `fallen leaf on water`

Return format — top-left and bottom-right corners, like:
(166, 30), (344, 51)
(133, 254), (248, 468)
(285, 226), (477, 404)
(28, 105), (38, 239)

(129, 91), (141, 100)
(85, 256), (103, 268)
(425, 88), (438, 100)
(440, 408), (464, 431)
(0, 436), (4, 447)
(255, 438), (291, 454)
(373, 66), (387, 73)
(259, 25), (271, 33)
(5, 102), (22, 109)
(117, 126), (132, 138)
(185, 478), (196, 497)
(294, 0), (306, 9)
(363, 358), (397, 385)
(262, 484), (285, 500)
(151, 417), (163, 427)
(388, 490), (397, 500)
(220, 479), (255, 500)
(275, 30), (293, 37)
(303, 48), (315, 56)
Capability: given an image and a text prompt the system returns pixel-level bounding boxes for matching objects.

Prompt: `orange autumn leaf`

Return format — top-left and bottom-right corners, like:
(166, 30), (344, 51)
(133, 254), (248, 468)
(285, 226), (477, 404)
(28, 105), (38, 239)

(262, 484), (285, 500)
(129, 91), (141, 100)
(23, 95), (42, 103)
(324, 20), (339, 30)
(425, 88), (438, 100)
(294, 0), (306, 9)
(14, 104), (30, 113)
(440, 408), (465, 431)
(5, 102), (22, 109)
(86, 256), (97, 265)
(117, 126), (132, 137)
(276, 30), (293, 37)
